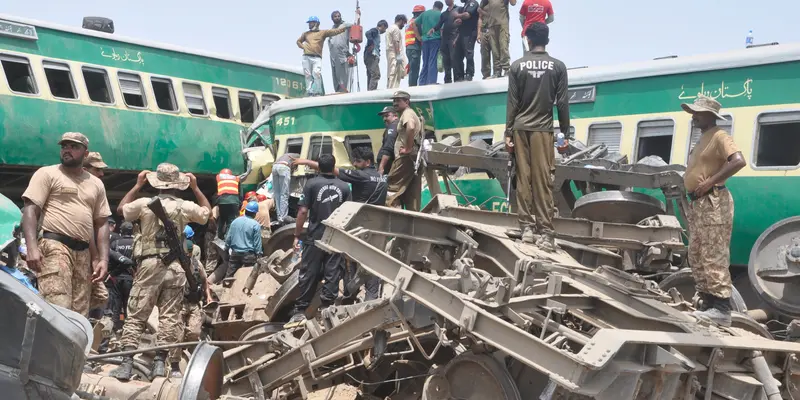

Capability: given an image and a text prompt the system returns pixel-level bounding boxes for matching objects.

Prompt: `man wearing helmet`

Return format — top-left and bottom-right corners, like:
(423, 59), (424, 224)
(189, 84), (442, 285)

(298, 16), (350, 96)
(224, 200), (264, 281)
(215, 168), (241, 240)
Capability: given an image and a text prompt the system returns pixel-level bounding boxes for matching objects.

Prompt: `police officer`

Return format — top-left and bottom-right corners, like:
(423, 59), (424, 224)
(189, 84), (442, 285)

(386, 91), (423, 211)
(110, 163), (210, 381)
(106, 222), (136, 332)
(286, 154), (352, 327)
(505, 22), (568, 252)
(377, 106), (399, 175)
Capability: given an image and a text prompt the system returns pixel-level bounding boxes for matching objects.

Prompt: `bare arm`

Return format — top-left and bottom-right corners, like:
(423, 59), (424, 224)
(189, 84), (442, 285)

(21, 201), (42, 272)
(297, 33), (306, 49)
(187, 173), (211, 211)
(294, 206), (308, 239)
(546, 14), (554, 24)
(509, 0), (517, 5)
(710, 153), (746, 186)
(92, 217), (110, 282)
(324, 26), (349, 38)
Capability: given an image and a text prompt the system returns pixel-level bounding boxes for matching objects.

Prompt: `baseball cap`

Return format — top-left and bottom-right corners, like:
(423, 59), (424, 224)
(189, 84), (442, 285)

(378, 106), (396, 115)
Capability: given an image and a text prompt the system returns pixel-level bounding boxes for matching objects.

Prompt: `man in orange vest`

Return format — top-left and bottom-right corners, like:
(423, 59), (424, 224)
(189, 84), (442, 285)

(216, 168), (241, 239)
(406, 5), (425, 86)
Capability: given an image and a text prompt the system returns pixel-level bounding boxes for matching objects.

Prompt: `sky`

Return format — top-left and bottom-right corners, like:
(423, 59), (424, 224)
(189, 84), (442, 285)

(4, 0), (800, 94)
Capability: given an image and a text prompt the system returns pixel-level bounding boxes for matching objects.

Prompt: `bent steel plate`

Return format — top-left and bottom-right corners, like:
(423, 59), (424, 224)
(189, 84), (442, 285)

(178, 342), (225, 400)
(441, 353), (521, 400)
(748, 216), (800, 318)
(572, 190), (665, 224)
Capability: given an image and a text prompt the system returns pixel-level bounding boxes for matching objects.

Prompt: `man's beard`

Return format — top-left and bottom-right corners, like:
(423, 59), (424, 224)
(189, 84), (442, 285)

(60, 154), (83, 167)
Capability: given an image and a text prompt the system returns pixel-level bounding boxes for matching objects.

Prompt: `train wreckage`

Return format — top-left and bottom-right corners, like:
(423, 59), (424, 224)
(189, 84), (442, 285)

(4, 140), (800, 400)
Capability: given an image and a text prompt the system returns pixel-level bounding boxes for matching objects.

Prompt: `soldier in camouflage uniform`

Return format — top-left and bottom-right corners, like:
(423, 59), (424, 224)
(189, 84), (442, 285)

(110, 163), (211, 381)
(681, 96), (746, 327)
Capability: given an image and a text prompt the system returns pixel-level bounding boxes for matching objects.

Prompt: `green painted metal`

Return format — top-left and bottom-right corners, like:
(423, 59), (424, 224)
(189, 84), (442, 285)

(0, 26), (306, 98)
(0, 95), (245, 174)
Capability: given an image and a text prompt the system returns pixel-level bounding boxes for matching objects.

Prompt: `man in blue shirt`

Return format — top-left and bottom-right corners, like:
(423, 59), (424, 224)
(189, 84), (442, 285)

(224, 201), (263, 280)
(365, 20), (388, 91)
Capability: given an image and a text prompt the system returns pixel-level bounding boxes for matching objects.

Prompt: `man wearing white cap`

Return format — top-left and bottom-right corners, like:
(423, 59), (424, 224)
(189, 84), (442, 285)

(22, 132), (112, 316)
(681, 95), (746, 327)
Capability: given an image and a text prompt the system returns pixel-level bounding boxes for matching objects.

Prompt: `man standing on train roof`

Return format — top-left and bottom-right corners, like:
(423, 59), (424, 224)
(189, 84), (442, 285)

(273, 151), (301, 224)
(298, 16), (350, 96)
(418, 2), (444, 85)
(22, 132), (112, 317)
(215, 168), (240, 240)
(682, 95), (746, 327)
(365, 20), (389, 91)
(406, 5), (426, 86)
(478, 0), (517, 78)
(505, 22), (568, 252)
(377, 106), (399, 175)
(518, 0), (553, 51)
(386, 14), (409, 89)
(453, 0), (480, 82)
(329, 9), (360, 93)
(386, 91), (423, 211)
(110, 163), (210, 381)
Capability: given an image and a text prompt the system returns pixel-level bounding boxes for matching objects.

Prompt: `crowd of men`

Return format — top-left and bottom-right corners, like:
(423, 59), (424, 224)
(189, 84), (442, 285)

(298, 0), (555, 95)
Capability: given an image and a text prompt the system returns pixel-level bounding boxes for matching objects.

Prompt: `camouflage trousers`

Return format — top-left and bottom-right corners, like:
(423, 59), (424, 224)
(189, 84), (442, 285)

(90, 280), (109, 311)
(169, 301), (204, 363)
(688, 188), (734, 299)
(37, 238), (92, 316)
(119, 257), (186, 350)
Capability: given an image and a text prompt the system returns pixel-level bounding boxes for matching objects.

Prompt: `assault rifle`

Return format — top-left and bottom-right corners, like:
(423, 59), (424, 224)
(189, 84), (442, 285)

(147, 197), (200, 303)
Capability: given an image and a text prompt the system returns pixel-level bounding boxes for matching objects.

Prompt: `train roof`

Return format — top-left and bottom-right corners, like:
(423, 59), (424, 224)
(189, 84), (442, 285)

(0, 14), (303, 75)
(263, 42), (800, 118)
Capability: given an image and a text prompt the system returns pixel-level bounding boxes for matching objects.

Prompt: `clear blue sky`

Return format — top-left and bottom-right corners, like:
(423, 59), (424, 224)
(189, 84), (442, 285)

(5, 0), (800, 92)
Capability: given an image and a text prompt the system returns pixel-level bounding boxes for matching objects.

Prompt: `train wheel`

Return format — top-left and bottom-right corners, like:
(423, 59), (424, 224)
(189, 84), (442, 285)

(421, 353), (521, 400)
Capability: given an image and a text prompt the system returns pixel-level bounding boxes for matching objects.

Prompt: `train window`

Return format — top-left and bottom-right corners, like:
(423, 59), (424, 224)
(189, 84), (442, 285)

(555, 125), (575, 139)
(588, 122), (622, 153)
(261, 94), (280, 111)
(308, 136), (333, 161)
(82, 67), (113, 104)
(754, 112), (800, 167)
(635, 119), (674, 163)
(42, 61), (76, 100)
(212, 87), (231, 119)
(239, 91), (258, 123)
(182, 82), (207, 116)
(0, 55), (37, 95)
(688, 115), (732, 156)
(469, 130), (494, 145)
(344, 135), (373, 159)
(118, 72), (146, 108)
(151, 77), (177, 112)
(286, 137), (303, 155)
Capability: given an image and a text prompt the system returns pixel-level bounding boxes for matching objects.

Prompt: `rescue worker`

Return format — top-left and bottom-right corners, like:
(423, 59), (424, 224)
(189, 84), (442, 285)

(365, 20), (389, 91)
(110, 163), (210, 381)
(505, 22), (568, 251)
(328, 10), (360, 93)
(254, 194), (274, 254)
(297, 16), (349, 96)
(386, 91), (423, 211)
(22, 132), (112, 317)
(215, 168), (240, 240)
(239, 191), (258, 215)
(224, 201), (263, 280)
(682, 95), (746, 327)
(429, 0), (458, 83)
(453, 0), (480, 82)
(518, 0), (554, 51)
(418, 2), (444, 85)
(292, 147), (386, 301)
(377, 106), (399, 175)
(286, 154), (352, 327)
(273, 152), (301, 224)
(406, 6), (426, 86)
(386, 14), (409, 89)
(106, 221), (135, 332)
(169, 225), (213, 377)
(479, 0), (516, 78)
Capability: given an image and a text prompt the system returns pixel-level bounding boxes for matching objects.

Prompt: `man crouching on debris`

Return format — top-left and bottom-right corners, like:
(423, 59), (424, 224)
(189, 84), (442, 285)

(110, 164), (210, 381)
(681, 95), (746, 327)
(285, 154), (352, 328)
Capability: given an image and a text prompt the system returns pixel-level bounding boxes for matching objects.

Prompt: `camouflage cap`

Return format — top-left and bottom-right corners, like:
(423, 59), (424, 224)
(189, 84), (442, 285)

(681, 94), (726, 120)
(391, 90), (411, 100)
(146, 163), (191, 190)
(58, 132), (89, 148)
(83, 152), (108, 169)
(377, 106), (396, 115)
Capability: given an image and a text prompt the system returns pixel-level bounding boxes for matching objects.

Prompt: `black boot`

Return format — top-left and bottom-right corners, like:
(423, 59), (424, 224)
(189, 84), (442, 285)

(695, 292), (712, 311)
(694, 295), (732, 327)
(109, 348), (135, 381)
(151, 350), (168, 378)
(169, 362), (182, 378)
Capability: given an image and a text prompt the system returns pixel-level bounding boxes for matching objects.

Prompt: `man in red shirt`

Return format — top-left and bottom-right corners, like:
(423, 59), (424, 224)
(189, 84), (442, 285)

(519, 0), (554, 50)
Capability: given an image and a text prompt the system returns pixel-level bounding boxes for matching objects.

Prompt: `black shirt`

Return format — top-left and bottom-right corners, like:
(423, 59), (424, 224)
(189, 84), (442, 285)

(435, 6), (459, 40)
(109, 235), (134, 276)
(339, 166), (387, 205)
(458, 0), (480, 33)
(299, 174), (352, 242)
(365, 27), (380, 55)
(377, 120), (398, 173)
(506, 51), (570, 134)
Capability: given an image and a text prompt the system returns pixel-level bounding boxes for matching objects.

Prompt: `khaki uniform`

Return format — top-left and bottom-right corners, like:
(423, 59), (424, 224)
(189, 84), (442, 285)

(170, 252), (207, 363)
(22, 165), (111, 316)
(90, 280), (109, 310)
(204, 207), (219, 274)
(118, 194), (209, 350)
(255, 198), (273, 254)
(685, 127), (738, 299)
(481, 0), (511, 76)
(386, 107), (422, 211)
(514, 131), (556, 234)
(386, 25), (407, 89)
(480, 22), (494, 78)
